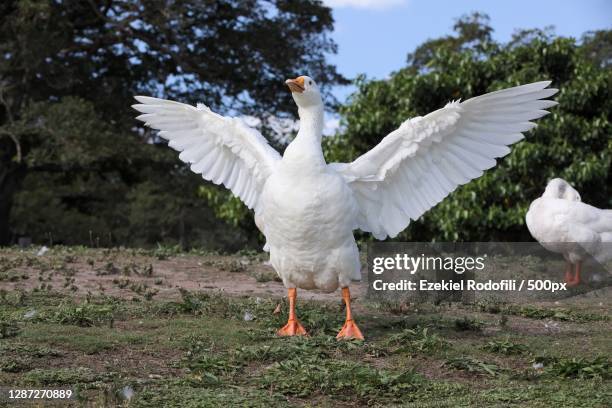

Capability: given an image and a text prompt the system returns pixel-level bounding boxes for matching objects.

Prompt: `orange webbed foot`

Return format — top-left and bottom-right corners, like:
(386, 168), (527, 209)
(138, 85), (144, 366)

(336, 319), (364, 340)
(277, 319), (307, 336)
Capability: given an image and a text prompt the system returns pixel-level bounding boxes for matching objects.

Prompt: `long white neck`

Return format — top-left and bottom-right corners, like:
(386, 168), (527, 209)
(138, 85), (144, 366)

(296, 104), (324, 141)
(282, 103), (325, 170)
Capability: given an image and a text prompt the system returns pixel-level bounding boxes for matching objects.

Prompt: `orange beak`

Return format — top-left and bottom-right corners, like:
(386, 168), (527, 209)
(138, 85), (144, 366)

(285, 77), (305, 93)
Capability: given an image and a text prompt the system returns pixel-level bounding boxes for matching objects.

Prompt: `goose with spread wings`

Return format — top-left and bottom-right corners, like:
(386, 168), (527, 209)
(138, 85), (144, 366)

(133, 76), (557, 339)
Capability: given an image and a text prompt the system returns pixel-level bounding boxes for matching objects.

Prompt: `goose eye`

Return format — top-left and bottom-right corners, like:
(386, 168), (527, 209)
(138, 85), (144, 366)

(308, 80), (313, 85)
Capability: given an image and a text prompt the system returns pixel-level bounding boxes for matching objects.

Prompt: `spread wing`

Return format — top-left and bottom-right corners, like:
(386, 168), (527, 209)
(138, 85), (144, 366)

(133, 96), (281, 213)
(332, 81), (558, 239)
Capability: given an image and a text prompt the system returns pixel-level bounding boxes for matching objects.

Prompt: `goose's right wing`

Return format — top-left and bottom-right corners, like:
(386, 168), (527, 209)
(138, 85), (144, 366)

(133, 96), (281, 213)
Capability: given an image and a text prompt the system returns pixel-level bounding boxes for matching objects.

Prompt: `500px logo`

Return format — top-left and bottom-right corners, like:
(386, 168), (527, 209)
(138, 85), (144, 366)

(372, 253), (487, 275)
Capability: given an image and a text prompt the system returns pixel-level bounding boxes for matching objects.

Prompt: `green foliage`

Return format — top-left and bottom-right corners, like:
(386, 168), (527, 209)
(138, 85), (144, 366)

(151, 243), (183, 261)
(454, 316), (484, 331)
(444, 357), (502, 376)
(41, 302), (115, 327)
(482, 338), (528, 355)
(385, 326), (449, 353)
(328, 15), (612, 242)
(198, 184), (260, 246)
(547, 357), (611, 379)
(252, 268), (281, 282)
(130, 387), (286, 408)
(0, 343), (63, 358)
(505, 305), (608, 322)
(1, 357), (29, 373)
(24, 367), (108, 385)
(580, 30), (612, 68)
(407, 12), (495, 71)
(260, 356), (422, 399)
(235, 335), (384, 364)
(0, 319), (20, 338)
(183, 354), (242, 385)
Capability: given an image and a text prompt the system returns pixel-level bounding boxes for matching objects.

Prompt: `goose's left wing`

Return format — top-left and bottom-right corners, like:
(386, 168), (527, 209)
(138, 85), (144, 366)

(331, 81), (558, 239)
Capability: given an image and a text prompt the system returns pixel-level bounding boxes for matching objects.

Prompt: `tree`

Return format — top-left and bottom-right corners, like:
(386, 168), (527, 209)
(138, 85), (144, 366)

(328, 13), (611, 241)
(0, 0), (345, 246)
(580, 30), (612, 68)
(406, 12), (494, 71)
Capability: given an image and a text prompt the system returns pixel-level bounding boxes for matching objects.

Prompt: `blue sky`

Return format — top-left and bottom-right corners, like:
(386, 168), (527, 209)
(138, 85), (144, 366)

(324, 0), (612, 102)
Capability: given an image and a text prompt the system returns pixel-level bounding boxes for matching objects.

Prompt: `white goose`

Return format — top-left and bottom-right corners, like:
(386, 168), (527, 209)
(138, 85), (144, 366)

(133, 76), (557, 339)
(526, 178), (612, 286)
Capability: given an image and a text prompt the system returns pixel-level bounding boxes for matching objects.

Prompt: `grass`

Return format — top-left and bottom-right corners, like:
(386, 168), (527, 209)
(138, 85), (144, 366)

(0, 246), (610, 407)
(444, 356), (503, 376)
(0, 319), (20, 338)
(482, 338), (529, 355)
(507, 305), (609, 323)
(385, 326), (449, 353)
(40, 302), (116, 327)
(546, 357), (611, 379)
(24, 367), (108, 385)
(260, 356), (423, 400)
(453, 316), (484, 331)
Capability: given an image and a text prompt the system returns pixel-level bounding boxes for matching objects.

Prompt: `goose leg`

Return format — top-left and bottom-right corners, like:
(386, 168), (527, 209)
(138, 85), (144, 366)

(564, 261), (573, 284)
(336, 287), (364, 340)
(568, 262), (582, 286)
(277, 288), (307, 336)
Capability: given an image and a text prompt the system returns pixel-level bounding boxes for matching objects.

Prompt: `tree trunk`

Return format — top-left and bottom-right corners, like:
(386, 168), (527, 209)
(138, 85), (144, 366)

(0, 160), (26, 246)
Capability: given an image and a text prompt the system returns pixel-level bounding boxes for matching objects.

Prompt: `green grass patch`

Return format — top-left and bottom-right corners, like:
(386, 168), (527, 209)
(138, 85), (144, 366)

(129, 383), (287, 408)
(385, 326), (449, 354)
(444, 357), (503, 376)
(506, 305), (608, 323)
(482, 338), (529, 355)
(453, 316), (484, 331)
(546, 357), (611, 379)
(0, 319), (20, 338)
(24, 367), (112, 385)
(39, 302), (115, 327)
(1, 357), (30, 373)
(260, 356), (423, 400)
(234, 336), (385, 364)
(19, 324), (150, 354)
(480, 379), (612, 407)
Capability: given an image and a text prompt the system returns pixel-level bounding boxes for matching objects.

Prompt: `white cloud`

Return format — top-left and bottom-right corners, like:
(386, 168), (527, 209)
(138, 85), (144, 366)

(323, 0), (408, 10)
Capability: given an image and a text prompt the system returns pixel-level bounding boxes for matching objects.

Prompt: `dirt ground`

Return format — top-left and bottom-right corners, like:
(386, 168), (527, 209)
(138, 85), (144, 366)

(0, 247), (366, 302)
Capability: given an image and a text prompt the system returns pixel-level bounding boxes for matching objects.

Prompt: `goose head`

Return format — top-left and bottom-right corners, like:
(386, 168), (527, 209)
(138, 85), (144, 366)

(285, 75), (322, 109)
(543, 178), (581, 202)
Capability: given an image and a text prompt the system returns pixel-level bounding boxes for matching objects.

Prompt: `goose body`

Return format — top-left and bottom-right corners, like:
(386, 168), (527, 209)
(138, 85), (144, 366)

(262, 161), (361, 292)
(133, 76), (558, 338)
(526, 178), (612, 283)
